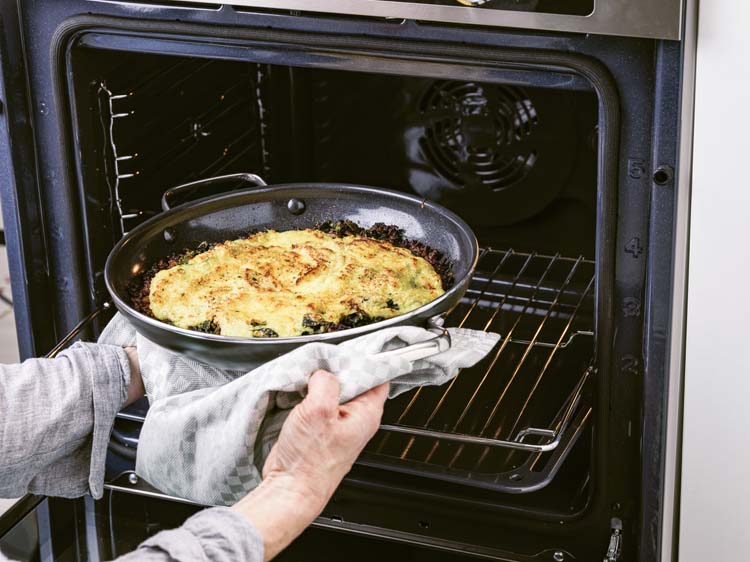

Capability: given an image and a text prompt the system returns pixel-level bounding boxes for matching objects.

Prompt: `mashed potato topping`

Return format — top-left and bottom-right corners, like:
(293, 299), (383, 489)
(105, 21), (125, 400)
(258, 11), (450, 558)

(148, 229), (445, 337)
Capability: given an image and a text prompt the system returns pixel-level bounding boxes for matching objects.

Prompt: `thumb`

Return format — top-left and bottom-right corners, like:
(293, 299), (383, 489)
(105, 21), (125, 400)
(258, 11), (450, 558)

(345, 381), (389, 412)
(302, 370), (341, 415)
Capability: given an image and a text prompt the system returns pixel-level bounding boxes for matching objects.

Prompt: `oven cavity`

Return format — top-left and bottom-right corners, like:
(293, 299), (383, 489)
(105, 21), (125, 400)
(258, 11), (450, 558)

(70, 48), (598, 515)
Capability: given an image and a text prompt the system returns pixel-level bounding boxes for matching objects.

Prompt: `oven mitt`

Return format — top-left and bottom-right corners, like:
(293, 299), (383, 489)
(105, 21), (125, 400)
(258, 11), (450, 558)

(100, 313), (500, 506)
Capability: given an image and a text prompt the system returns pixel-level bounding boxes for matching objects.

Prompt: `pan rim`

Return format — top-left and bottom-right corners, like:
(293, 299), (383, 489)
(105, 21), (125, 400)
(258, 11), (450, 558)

(104, 182), (479, 345)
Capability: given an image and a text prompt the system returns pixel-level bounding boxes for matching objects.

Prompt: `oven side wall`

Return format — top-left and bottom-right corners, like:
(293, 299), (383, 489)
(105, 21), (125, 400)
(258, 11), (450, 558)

(0, 1), (58, 357)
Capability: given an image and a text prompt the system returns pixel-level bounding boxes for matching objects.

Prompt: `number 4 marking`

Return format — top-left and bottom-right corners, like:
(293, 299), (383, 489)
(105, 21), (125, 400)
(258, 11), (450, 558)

(625, 237), (643, 258)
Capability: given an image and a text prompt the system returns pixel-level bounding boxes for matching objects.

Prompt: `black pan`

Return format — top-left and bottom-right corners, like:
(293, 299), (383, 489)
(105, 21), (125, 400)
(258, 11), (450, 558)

(105, 173), (479, 370)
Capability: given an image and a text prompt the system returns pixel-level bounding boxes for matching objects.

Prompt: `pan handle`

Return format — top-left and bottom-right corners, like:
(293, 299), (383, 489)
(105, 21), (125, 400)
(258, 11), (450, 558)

(373, 316), (452, 363)
(161, 173), (267, 211)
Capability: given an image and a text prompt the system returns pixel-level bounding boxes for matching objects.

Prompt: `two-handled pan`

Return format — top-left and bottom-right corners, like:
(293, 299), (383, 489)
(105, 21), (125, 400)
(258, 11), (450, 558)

(104, 173), (479, 370)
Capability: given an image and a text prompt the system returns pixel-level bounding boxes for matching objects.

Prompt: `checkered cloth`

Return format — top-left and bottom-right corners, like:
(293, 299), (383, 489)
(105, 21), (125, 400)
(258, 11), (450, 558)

(100, 314), (500, 506)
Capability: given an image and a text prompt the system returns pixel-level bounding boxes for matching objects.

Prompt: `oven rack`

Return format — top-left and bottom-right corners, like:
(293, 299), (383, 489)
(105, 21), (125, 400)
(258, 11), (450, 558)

(469, 248), (594, 342)
(361, 248), (596, 493)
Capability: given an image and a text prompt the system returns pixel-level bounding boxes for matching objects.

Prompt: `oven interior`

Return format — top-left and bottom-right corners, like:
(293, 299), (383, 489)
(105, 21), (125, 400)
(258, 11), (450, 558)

(70, 48), (600, 519)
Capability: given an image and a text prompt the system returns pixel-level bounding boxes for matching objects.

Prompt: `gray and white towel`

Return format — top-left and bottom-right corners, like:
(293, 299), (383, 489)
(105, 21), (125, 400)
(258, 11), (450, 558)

(100, 314), (500, 506)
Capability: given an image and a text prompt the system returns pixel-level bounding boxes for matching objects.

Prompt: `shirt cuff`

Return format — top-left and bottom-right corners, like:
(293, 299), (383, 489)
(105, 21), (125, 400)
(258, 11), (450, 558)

(139, 507), (264, 562)
(70, 342), (131, 499)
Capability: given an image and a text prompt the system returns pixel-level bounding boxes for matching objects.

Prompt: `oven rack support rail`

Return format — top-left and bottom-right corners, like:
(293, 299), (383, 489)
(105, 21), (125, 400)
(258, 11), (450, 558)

(97, 69), (268, 237)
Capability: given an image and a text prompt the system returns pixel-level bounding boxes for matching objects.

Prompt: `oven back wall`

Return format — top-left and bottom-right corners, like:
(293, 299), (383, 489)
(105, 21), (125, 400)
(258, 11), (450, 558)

(69, 47), (599, 270)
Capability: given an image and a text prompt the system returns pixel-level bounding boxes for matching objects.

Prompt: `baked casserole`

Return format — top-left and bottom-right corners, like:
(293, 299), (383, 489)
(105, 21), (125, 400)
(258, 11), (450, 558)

(131, 221), (452, 337)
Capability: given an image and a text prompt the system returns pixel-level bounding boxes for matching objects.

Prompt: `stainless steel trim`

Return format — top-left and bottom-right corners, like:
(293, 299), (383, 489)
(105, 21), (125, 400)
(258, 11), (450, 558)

(661, 0), (698, 559)
(454, 0), (491, 7)
(141, 0), (683, 40)
(115, 411), (146, 422)
(374, 333), (450, 362)
(104, 479), (203, 507)
(379, 424), (556, 451)
(161, 172), (267, 211)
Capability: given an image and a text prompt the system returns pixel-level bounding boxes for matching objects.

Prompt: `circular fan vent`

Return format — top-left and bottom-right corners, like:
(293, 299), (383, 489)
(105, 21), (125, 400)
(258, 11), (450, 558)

(418, 82), (539, 191)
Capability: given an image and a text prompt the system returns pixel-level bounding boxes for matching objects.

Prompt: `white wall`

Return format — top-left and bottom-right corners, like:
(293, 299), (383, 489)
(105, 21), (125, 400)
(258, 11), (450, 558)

(0, 201), (18, 364)
(679, 1), (750, 561)
(0, 202), (19, 515)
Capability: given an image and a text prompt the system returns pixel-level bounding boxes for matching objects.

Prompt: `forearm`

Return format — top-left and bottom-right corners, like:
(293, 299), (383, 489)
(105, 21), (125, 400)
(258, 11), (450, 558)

(114, 507), (264, 562)
(0, 342), (132, 499)
(231, 474), (325, 561)
(98, 479), (288, 562)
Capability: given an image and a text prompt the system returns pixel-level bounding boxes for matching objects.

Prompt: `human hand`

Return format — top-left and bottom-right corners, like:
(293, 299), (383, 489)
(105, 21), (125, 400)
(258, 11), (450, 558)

(123, 347), (144, 407)
(232, 370), (389, 561)
(263, 369), (389, 506)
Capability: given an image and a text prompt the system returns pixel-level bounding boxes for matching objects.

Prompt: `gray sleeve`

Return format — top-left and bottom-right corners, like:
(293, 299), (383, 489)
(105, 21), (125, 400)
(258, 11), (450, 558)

(0, 342), (130, 499)
(114, 507), (264, 562)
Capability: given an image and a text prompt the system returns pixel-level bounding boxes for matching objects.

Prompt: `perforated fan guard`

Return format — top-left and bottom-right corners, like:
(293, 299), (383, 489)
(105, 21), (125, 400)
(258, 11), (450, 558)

(406, 81), (579, 226)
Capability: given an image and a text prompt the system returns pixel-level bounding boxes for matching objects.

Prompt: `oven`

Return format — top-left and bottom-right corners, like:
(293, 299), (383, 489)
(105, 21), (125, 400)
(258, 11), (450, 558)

(0, 1), (688, 561)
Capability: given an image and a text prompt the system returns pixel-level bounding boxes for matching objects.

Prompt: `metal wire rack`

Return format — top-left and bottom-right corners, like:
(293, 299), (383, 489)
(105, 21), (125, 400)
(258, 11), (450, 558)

(95, 57), (266, 236)
(361, 248), (595, 492)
